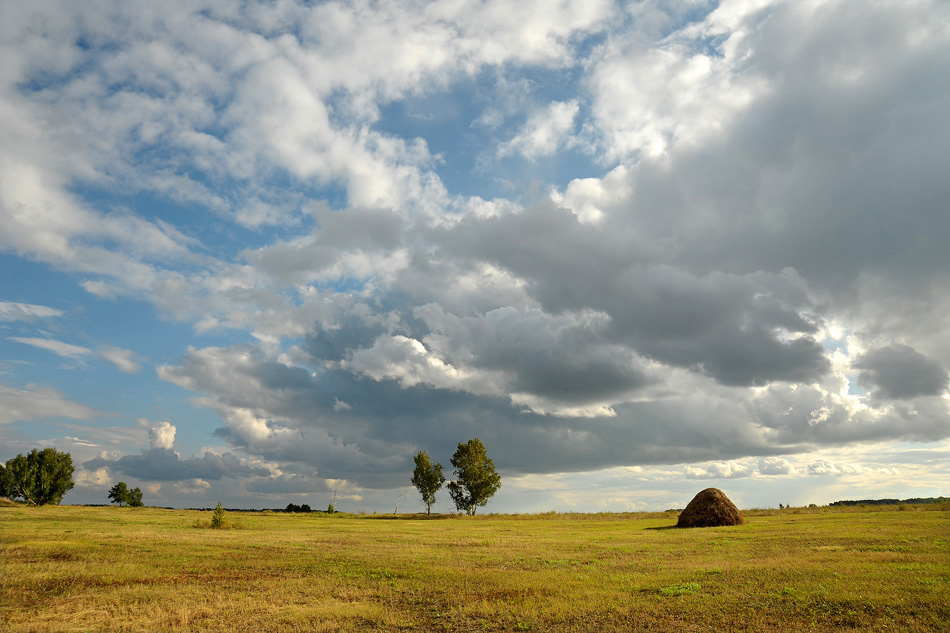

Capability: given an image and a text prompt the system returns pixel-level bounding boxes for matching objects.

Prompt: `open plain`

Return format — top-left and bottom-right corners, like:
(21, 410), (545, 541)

(1, 504), (948, 632)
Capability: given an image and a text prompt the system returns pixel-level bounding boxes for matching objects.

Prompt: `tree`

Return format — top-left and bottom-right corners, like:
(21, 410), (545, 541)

(127, 486), (144, 507)
(411, 450), (445, 516)
(447, 438), (501, 516)
(210, 502), (226, 528)
(0, 463), (13, 499)
(108, 481), (144, 507)
(3, 448), (75, 506)
(108, 482), (130, 506)
(393, 487), (409, 515)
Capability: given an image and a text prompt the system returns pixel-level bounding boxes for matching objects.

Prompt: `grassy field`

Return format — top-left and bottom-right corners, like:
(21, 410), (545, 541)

(1, 504), (948, 632)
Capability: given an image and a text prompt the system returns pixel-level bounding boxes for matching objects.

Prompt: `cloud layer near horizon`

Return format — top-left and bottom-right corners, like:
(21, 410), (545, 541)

(1, 0), (948, 504)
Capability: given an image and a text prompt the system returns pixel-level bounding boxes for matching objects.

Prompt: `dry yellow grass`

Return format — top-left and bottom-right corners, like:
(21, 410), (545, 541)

(1, 504), (948, 631)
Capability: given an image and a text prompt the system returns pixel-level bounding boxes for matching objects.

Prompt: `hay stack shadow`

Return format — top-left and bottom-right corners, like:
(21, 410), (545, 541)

(677, 488), (743, 528)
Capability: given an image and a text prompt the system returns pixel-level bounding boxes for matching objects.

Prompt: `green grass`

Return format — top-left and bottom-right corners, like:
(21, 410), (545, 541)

(1, 504), (948, 631)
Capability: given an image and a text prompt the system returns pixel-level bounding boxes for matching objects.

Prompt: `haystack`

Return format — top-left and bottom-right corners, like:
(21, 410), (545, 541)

(677, 488), (743, 528)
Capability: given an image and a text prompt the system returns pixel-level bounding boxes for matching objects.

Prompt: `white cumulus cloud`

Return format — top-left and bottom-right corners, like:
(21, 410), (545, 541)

(149, 422), (177, 450)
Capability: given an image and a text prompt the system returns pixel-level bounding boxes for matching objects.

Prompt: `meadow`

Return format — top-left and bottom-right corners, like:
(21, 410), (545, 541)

(1, 503), (948, 632)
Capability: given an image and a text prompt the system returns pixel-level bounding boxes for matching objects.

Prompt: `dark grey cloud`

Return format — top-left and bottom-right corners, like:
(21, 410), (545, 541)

(305, 321), (394, 364)
(84, 448), (271, 482)
(414, 304), (654, 408)
(244, 206), (407, 285)
(427, 204), (828, 387)
(157, 343), (759, 481)
(312, 204), (406, 251)
(156, 340), (944, 490)
(853, 345), (949, 400)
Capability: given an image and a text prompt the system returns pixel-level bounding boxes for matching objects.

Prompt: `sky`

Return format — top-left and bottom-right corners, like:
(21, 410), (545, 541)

(1, 0), (949, 513)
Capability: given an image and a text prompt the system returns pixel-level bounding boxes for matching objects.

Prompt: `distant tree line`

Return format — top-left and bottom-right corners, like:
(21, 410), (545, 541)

(830, 497), (949, 507)
(411, 438), (501, 516)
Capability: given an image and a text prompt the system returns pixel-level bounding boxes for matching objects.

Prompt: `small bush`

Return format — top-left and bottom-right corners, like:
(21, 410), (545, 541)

(210, 502), (227, 528)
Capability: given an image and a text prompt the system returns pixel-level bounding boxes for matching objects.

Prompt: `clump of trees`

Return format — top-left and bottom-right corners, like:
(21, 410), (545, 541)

(0, 448), (75, 506)
(411, 438), (501, 516)
(108, 481), (144, 507)
(284, 503), (312, 513)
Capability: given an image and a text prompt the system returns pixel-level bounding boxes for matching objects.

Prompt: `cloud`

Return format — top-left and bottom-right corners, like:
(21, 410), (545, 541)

(9, 337), (91, 360)
(577, 0), (950, 307)
(343, 334), (505, 399)
(853, 344), (948, 400)
(84, 448), (273, 483)
(430, 203), (829, 387)
(0, 383), (101, 424)
(498, 99), (580, 160)
(148, 422), (176, 450)
(173, 479), (212, 495)
(98, 346), (144, 374)
(81, 281), (117, 300)
(74, 467), (112, 487)
(147, 0), (948, 491)
(3, 0), (950, 506)
(153, 340), (931, 489)
(411, 304), (655, 415)
(588, 0), (768, 162)
(244, 472), (340, 495)
(8, 337), (143, 374)
(243, 205), (410, 286)
(685, 460), (755, 479)
(0, 302), (63, 322)
(807, 460), (864, 476)
(758, 457), (795, 476)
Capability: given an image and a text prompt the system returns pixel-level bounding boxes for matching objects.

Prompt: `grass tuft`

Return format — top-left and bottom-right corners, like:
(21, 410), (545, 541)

(659, 582), (701, 596)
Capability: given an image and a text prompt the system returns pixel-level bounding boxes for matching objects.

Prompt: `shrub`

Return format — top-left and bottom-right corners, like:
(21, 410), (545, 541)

(210, 502), (227, 528)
